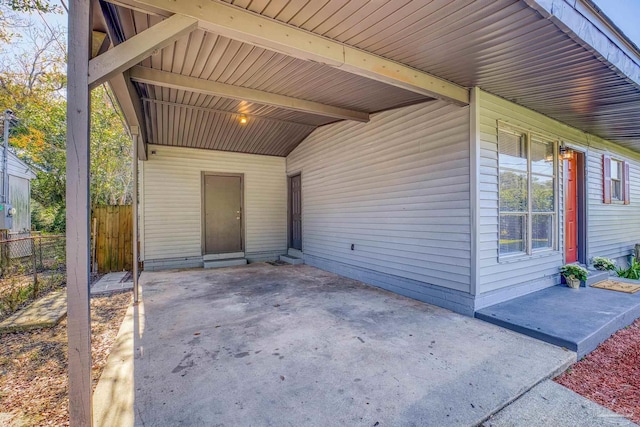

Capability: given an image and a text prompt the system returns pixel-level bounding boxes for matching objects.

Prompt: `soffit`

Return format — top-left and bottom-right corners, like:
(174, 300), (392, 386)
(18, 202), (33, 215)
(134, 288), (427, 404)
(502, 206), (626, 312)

(218, 0), (640, 151)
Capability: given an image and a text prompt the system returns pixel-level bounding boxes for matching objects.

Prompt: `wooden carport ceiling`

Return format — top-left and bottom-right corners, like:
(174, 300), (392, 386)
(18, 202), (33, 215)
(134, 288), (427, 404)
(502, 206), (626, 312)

(211, 0), (640, 150)
(104, 4), (437, 156)
(100, 0), (640, 154)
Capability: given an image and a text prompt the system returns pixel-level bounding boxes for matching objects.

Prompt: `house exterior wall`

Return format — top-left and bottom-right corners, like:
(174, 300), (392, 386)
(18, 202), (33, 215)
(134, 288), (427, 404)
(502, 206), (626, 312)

(476, 89), (640, 308)
(286, 101), (474, 315)
(141, 144), (287, 270)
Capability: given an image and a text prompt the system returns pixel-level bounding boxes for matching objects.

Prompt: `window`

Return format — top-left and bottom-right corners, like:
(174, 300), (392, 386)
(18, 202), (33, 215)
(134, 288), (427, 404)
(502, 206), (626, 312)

(603, 155), (630, 204)
(498, 127), (556, 256)
(611, 160), (622, 201)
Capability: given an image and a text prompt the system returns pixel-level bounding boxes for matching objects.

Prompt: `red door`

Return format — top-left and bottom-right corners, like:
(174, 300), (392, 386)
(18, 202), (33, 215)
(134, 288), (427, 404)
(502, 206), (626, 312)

(565, 155), (578, 263)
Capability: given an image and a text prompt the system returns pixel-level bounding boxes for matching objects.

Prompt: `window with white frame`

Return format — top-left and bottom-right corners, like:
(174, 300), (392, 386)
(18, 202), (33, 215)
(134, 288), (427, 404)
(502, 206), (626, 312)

(498, 127), (557, 256)
(610, 159), (623, 201)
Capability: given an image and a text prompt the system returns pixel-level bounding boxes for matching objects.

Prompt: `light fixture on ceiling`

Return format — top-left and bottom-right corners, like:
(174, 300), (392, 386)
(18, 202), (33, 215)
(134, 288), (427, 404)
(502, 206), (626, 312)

(559, 144), (574, 160)
(239, 115), (248, 125)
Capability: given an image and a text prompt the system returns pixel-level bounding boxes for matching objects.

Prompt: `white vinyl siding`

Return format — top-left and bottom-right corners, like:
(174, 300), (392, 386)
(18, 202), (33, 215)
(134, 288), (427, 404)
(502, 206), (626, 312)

(8, 176), (30, 232)
(587, 147), (640, 260)
(478, 89), (640, 296)
(141, 145), (287, 261)
(0, 151), (36, 233)
(287, 101), (471, 293)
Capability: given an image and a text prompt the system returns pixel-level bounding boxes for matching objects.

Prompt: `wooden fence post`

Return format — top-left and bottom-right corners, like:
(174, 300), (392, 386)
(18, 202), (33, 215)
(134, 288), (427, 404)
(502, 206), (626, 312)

(0, 230), (8, 277)
(635, 244), (640, 262)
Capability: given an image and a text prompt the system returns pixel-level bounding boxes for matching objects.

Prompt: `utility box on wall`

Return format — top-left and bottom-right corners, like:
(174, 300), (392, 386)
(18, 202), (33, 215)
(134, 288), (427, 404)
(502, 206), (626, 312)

(0, 203), (14, 230)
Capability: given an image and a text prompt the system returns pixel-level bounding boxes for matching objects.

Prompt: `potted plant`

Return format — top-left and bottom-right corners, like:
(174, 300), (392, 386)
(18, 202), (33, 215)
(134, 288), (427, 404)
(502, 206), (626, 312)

(560, 264), (588, 289)
(591, 256), (616, 272)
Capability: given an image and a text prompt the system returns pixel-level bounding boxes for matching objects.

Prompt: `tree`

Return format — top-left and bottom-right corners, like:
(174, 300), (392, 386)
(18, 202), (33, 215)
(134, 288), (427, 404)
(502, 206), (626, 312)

(1, 18), (133, 232)
(0, 0), (61, 44)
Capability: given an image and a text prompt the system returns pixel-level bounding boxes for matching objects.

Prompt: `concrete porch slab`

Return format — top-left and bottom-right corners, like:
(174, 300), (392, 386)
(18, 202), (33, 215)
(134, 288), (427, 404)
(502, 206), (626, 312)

(476, 283), (640, 358)
(94, 264), (575, 427)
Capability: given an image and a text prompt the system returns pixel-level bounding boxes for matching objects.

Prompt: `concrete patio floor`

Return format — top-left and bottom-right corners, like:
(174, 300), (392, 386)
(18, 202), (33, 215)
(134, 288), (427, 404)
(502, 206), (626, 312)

(94, 264), (575, 426)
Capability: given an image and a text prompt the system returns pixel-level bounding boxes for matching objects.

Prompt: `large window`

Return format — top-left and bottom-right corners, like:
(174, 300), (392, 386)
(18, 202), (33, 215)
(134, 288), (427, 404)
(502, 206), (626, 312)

(498, 127), (557, 256)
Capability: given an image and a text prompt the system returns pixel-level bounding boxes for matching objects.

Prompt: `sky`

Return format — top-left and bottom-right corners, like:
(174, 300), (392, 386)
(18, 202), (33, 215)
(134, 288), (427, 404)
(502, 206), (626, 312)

(592, 0), (640, 48)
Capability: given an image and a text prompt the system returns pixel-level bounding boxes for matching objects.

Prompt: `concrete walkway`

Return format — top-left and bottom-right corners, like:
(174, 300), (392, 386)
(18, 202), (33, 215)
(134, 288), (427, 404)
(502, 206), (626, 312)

(91, 271), (133, 295)
(484, 380), (638, 427)
(0, 289), (66, 333)
(94, 264), (576, 426)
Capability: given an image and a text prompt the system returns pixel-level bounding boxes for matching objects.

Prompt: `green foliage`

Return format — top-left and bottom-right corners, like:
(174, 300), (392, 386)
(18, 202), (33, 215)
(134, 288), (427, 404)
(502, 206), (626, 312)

(560, 264), (588, 282)
(590, 256), (616, 271)
(1, 24), (132, 232)
(2, 0), (59, 13)
(616, 258), (640, 280)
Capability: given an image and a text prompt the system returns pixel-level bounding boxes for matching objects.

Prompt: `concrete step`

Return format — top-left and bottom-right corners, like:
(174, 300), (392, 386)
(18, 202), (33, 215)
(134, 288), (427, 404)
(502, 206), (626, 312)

(287, 248), (303, 258)
(203, 252), (245, 261)
(585, 269), (610, 287)
(204, 258), (247, 269)
(279, 254), (303, 265)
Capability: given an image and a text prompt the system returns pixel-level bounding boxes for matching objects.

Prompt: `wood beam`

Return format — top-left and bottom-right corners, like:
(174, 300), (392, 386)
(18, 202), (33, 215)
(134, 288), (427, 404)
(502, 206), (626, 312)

(88, 13), (197, 88)
(103, 0), (170, 17)
(66, 0), (92, 425)
(108, 73), (148, 160)
(133, 0), (470, 105)
(129, 66), (369, 122)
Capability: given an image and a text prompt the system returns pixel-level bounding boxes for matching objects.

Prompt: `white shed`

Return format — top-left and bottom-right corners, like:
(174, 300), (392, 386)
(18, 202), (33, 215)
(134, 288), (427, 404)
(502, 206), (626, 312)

(1, 149), (37, 233)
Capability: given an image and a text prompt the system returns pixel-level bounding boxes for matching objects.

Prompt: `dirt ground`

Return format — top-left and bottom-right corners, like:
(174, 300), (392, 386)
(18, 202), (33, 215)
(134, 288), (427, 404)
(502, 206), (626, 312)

(0, 292), (131, 426)
(555, 318), (640, 424)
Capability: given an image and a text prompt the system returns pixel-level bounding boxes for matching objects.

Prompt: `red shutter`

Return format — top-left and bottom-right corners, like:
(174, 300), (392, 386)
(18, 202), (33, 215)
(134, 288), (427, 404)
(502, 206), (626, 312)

(623, 161), (631, 205)
(603, 154), (611, 204)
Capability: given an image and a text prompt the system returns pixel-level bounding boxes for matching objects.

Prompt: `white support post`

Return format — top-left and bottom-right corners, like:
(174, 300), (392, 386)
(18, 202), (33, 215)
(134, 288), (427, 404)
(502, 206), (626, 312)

(66, 1), (92, 425)
(131, 127), (139, 303)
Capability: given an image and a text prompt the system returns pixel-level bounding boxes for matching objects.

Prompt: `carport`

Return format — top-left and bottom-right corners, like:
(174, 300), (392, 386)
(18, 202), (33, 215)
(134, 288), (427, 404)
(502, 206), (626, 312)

(93, 264), (573, 426)
(66, 1), (640, 424)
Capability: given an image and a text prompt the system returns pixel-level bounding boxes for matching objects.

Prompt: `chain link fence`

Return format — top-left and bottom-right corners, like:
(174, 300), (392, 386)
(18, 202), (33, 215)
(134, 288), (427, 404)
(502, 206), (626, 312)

(0, 234), (66, 319)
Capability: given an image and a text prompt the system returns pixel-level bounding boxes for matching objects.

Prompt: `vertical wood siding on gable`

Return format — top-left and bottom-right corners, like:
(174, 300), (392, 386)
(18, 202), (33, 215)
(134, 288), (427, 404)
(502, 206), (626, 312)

(478, 90), (640, 295)
(141, 145), (287, 261)
(286, 101), (472, 293)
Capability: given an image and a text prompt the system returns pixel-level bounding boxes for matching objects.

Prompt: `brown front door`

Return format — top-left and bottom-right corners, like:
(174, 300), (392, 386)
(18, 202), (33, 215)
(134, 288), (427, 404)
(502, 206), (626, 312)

(204, 174), (242, 254)
(289, 174), (302, 250)
(565, 154), (578, 263)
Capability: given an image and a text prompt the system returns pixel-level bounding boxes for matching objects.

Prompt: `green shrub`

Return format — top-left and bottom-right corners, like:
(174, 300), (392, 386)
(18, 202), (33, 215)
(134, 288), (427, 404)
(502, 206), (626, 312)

(591, 256), (616, 271)
(560, 264), (588, 282)
(616, 258), (640, 280)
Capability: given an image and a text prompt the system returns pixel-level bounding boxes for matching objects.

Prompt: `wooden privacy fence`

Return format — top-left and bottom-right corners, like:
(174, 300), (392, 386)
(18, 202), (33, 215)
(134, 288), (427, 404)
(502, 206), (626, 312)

(92, 205), (132, 273)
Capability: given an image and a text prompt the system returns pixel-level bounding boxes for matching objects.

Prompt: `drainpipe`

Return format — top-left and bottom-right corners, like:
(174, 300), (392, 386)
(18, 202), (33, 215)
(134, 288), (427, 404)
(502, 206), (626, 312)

(131, 127), (139, 303)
